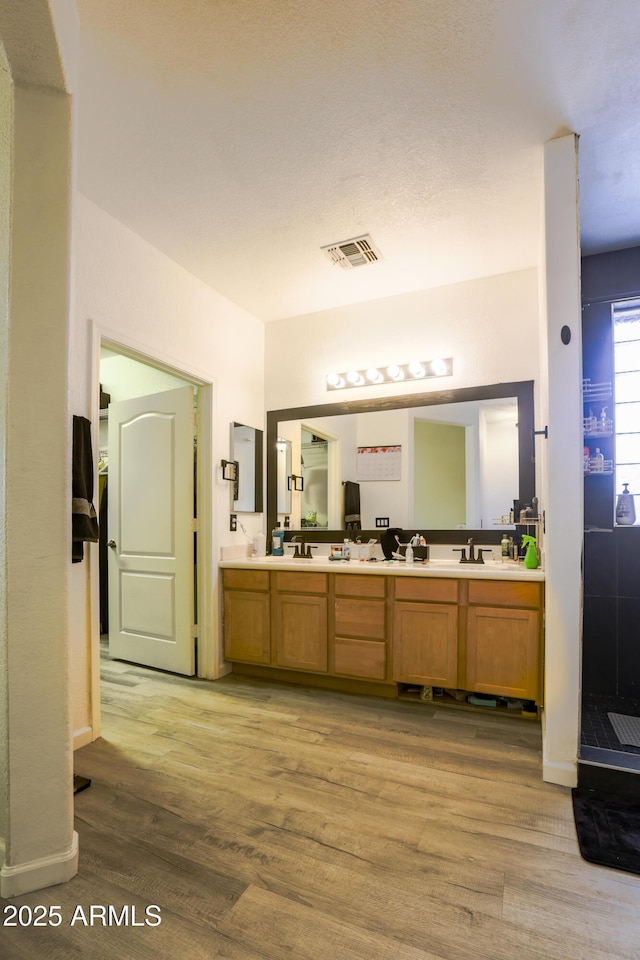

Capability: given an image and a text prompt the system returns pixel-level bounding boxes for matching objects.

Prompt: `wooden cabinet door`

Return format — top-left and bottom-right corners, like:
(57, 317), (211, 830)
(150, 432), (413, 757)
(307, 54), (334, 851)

(466, 606), (539, 700)
(223, 590), (271, 664)
(392, 601), (458, 687)
(275, 594), (328, 672)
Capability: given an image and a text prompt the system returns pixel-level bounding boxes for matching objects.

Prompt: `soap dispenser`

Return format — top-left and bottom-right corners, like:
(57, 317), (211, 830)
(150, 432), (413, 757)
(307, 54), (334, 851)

(522, 535), (539, 569)
(616, 483), (636, 526)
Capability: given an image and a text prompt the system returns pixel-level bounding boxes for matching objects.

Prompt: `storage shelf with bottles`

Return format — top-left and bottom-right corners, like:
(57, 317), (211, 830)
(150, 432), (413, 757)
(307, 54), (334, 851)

(584, 459), (613, 476)
(583, 379), (614, 477)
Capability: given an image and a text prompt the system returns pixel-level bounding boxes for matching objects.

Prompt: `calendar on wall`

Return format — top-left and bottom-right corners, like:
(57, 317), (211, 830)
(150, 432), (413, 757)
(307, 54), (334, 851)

(356, 445), (402, 481)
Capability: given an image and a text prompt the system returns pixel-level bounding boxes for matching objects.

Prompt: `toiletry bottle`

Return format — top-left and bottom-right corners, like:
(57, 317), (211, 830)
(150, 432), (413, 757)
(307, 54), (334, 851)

(271, 522), (284, 556)
(583, 446), (590, 474)
(592, 447), (604, 473)
(405, 538), (414, 563)
(600, 407), (608, 433)
(616, 483), (636, 525)
(343, 538), (351, 561)
(522, 535), (539, 569)
(501, 533), (510, 557)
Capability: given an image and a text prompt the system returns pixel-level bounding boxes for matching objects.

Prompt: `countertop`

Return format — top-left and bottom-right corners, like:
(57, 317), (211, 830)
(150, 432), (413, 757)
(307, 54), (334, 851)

(219, 555), (545, 582)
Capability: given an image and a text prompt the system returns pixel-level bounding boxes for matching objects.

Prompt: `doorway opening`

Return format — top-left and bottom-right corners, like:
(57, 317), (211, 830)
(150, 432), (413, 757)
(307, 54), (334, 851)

(90, 337), (214, 741)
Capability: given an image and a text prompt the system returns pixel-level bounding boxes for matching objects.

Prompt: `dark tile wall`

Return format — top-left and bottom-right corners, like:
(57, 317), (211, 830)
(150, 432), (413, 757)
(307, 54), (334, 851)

(583, 528), (640, 697)
(582, 247), (640, 700)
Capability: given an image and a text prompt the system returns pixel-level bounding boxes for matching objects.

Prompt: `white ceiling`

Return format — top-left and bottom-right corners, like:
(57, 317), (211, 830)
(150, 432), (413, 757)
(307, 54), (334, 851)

(76, 0), (640, 322)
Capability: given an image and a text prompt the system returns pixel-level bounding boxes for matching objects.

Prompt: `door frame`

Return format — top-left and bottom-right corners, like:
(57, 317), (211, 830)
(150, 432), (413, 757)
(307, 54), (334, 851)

(88, 321), (215, 741)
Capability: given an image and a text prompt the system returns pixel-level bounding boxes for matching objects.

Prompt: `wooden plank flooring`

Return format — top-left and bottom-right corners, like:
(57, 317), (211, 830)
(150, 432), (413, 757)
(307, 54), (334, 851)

(2, 654), (640, 959)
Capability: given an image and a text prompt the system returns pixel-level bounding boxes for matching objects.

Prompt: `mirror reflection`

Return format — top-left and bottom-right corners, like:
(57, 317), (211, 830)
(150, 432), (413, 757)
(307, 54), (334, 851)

(277, 400), (517, 530)
(232, 422), (264, 513)
(267, 381), (534, 535)
(276, 437), (292, 515)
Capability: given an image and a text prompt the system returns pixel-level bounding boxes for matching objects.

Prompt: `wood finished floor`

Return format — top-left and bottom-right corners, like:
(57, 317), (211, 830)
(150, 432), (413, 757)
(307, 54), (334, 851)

(2, 655), (640, 959)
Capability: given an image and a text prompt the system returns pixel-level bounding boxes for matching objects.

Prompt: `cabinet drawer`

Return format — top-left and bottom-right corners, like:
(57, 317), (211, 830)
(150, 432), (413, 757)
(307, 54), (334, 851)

(468, 580), (541, 609)
(223, 569), (269, 591)
(334, 573), (386, 598)
(334, 637), (386, 680)
(334, 597), (386, 640)
(394, 577), (458, 603)
(275, 572), (327, 594)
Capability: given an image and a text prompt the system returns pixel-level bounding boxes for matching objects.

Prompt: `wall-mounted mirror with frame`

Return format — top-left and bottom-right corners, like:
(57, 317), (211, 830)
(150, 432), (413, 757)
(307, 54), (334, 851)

(231, 421), (264, 513)
(266, 381), (535, 543)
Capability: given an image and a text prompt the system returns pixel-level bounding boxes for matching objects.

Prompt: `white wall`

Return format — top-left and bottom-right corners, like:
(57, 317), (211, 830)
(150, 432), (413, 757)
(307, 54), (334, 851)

(265, 268), (540, 410)
(1, 0), (80, 896)
(69, 194), (265, 739)
(541, 135), (583, 787)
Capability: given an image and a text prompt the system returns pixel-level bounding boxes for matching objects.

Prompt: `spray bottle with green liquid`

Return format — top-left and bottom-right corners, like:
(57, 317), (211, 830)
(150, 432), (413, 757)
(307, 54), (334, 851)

(522, 535), (539, 569)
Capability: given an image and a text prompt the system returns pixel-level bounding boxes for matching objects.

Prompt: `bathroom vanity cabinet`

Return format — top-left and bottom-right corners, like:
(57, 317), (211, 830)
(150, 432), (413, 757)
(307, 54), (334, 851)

(221, 563), (545, 706)
(465, 580), (542, 701)
(273, 572), (328, 672)
(222, 569), (271, 664)
(392, 578), (458, 687)
(332, 574), (387, 681)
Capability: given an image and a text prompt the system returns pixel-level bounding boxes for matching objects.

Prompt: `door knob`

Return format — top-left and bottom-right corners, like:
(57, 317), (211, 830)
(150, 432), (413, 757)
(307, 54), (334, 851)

(107, 539), (117, 549)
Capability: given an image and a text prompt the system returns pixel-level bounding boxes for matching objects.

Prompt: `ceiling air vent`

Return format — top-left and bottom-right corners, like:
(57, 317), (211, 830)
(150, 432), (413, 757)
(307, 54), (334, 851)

(321, 234), (382, 270)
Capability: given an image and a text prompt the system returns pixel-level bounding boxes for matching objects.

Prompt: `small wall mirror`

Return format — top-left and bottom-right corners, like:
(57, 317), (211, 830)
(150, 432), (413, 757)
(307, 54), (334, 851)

(277, 437), (292, 515)
(232, 422), (264, 513)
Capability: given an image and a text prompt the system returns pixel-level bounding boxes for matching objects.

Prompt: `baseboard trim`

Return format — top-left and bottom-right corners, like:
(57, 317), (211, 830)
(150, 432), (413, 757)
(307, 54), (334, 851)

(1, 831), (78, 899)
(542, 758), (577, 787)
(73, 725), (94, 750)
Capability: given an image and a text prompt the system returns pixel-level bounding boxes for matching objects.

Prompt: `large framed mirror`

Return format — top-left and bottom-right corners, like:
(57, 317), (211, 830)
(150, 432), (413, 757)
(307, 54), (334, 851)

(266, 381), (535, 543)
(232, 422), (264, 513)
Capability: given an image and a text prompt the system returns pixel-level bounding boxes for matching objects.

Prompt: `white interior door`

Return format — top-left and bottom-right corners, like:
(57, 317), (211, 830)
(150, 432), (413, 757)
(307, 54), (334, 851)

(108, 385), (195, 674)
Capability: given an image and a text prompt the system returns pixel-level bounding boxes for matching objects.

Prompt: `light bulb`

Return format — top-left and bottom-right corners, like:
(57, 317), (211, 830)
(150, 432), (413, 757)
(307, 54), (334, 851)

(366, 367), (383, 383)
(408, 361), (425, 378)
(347, 370), (364, 385)
(387, 364), (403, 381)
(431, 358), (449, 377)
(327, 372), (345, 388)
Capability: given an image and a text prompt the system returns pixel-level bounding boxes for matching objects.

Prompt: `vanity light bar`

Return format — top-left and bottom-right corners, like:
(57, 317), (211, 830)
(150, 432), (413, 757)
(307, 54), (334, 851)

(326, 358), (453, 391)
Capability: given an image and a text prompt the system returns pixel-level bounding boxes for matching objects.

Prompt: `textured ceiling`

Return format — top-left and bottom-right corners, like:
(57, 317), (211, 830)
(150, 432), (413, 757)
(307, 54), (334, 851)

(76, 0), (640, 321)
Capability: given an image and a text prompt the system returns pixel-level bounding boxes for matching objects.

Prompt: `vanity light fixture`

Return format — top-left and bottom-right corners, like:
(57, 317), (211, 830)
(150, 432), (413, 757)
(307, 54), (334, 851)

(287, 473), (304, 492)
(326, 357), (453, 391)
(221, 459), (239, 482)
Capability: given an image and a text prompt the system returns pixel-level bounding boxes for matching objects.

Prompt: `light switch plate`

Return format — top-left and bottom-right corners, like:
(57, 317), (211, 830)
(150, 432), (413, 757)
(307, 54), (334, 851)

(375, 517), (389, 527)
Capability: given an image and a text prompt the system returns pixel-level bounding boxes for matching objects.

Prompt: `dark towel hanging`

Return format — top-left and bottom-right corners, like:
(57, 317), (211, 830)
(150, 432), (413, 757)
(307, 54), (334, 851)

(343, 480), (361, 531)
(72, 415), (99, 562)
